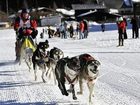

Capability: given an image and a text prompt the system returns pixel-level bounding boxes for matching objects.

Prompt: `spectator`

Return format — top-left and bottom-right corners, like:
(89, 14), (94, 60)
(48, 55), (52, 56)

(117, 17), (126, 46)
(123, 17), (128, 39)
(63, 21), (68, 39)
(130, 16), (139, 38)
(48, 26), (52, 38)
(69, 24), (74, 38)
(79, 21), (84, 39)
(59, 24), (65, 39)
(83, 20), (88, 38)
(101, 23), (105, 32)
(76, 23), (80, 35)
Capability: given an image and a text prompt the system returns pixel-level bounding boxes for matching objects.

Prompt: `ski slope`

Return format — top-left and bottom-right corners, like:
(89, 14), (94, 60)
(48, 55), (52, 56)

(0, 25), (140, 105)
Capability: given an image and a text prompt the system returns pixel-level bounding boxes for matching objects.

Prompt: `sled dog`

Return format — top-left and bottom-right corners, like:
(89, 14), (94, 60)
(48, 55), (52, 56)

(55, 56), (80, 100)
(45, 47), (64, 84)
(78, 53), (100, 104)
(32, 41), (49, 83)
(49, 47), (64, 61)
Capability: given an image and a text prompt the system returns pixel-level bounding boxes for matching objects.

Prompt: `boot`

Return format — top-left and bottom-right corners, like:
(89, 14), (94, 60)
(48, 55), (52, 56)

(122, 39), (124, 46)
(117, 41), (121, 47)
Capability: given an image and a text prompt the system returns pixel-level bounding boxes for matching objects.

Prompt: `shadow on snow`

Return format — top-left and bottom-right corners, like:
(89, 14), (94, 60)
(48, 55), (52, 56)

(0, 100), (57, 105)
(0, 60), (18, 67)
(0, 70), (17, 76)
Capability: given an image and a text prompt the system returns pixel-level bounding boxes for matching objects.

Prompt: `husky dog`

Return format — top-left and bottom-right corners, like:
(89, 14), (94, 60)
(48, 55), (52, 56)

(45, 47), (64, 84)
(55, 56), (80, 100)
(32, 40), (49, 83)
(20, 47), (33, 71)
(45, 55), (57, 84)
(49, 47), (64, 61)
(77, 53), (100, 104)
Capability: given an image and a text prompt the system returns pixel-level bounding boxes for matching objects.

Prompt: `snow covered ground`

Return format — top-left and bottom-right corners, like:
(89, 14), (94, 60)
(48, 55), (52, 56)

(0, 24), (140, 105)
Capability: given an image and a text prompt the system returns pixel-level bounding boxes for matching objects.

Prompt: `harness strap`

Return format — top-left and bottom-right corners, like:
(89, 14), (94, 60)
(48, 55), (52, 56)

(65, 74), (78, 84)
(40, 51), (46, 57)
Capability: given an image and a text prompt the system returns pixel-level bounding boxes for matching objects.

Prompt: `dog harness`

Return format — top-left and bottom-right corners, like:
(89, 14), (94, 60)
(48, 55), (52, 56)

(64, 64), (79, 84)
(65, 74), (78, 84)
(82, 54), (95, 62)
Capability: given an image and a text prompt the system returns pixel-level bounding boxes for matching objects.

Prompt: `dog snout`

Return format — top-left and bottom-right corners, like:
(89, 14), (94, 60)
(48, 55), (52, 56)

(58, 55), (60, 59)
(90, 68), (98, 74)
(94, 65), (97, 70)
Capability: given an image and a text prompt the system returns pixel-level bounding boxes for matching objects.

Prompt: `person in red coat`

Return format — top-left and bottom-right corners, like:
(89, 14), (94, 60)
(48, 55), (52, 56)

(14, 8), (38, 61)
(117, 17), (126, 46)
(79, 20), (84, 39)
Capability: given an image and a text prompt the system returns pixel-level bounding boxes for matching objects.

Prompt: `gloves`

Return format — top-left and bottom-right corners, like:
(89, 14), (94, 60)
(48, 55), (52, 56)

(26, 29), (33, 35)
(18, 27), (37, 39)
(23, 28), (33, 36)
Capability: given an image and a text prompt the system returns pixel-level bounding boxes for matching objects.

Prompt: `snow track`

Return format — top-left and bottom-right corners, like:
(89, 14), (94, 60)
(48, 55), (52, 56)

(0, 28), (140, 105)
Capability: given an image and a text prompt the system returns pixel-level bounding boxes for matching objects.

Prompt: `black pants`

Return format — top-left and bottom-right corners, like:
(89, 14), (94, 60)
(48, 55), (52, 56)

(118, 29), (124, 46)
(132, 27), (139, 38)
(124, 29), (127, 39)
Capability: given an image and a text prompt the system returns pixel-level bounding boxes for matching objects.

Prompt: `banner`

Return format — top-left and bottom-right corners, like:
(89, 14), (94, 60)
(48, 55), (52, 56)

(122, 0), (133, 8)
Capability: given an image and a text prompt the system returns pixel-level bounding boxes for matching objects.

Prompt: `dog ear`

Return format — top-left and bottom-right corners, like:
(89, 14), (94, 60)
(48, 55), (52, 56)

(94, 60), (101, 66)
(45, 39), (49, 43)
(54, 47), (57, 49)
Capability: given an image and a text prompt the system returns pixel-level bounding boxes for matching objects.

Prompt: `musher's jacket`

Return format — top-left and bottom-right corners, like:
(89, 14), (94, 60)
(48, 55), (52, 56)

(14, 16), (37, 31)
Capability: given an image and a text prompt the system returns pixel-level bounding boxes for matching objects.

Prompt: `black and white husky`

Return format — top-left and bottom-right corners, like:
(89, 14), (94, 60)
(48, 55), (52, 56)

(45, 47), (64, 84)
(49, 47), (64, 61)
(32, 41), (49, 83)
(55, 56), (80, 100)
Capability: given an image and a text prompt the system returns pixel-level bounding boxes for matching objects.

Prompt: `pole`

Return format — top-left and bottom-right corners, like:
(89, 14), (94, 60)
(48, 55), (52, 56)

(133, 3), (136, 18)
(6, 0), (9, 17)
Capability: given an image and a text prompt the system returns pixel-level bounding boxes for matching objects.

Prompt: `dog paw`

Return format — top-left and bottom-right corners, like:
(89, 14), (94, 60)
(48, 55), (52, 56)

(73, 96), (77, 100)
(67, 89), (72, 93)
(65, 92), (69, 96)
(61, 91), (68, 96)
(62, 92), (69, 96)
(43, 80), (46, 83)
(35, 77), (37, 81)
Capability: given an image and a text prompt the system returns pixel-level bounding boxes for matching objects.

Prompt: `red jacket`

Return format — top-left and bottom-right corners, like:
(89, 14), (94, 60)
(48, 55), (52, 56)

(14, 16), (37, 31)
(117, 21), (126, 32)
(79, 21), (84, 32)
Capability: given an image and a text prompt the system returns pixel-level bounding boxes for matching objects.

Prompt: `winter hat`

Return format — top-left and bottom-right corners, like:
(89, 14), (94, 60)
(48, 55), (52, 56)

(21, 8), (29, 19)
(21, 8), (29, 14)
(118, 17), (123, 22)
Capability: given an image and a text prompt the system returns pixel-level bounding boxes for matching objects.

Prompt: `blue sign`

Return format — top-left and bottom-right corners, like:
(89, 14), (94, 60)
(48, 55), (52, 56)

(122, 0), (133, 8)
